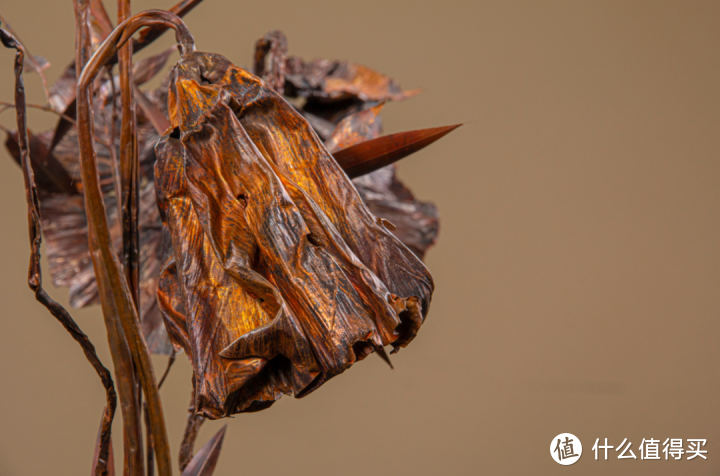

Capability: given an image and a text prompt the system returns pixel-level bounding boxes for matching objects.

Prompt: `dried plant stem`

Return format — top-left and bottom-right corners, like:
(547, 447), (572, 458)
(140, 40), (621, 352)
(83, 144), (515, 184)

(93, 245), (144, 476)
(0, 101), (77, 124)
(0, 25), (116, 476)
(75, 3), (145, 476)
(145, 350), (177, 476)
(0, 15), (51, 102)
(116, 3), (146, 472)
(118, 0), (140, 308)
(179, 393), (205, 473)
(76, 10), (195, 476)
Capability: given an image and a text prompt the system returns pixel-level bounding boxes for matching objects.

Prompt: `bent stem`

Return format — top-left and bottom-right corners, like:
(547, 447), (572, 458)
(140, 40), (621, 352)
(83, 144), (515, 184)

(0, 24), (117, 476)
(75, 9), (195, 476)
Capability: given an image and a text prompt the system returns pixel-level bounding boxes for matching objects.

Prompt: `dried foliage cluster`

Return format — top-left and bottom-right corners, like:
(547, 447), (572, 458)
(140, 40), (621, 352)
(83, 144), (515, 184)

(0, 1), (458, 474)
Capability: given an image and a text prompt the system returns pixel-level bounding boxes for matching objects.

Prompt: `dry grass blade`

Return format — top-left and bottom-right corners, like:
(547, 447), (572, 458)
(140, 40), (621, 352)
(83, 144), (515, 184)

(333, 124), (462, 179)
(1, 23), (117, 476)
(181, 426), (227, 476)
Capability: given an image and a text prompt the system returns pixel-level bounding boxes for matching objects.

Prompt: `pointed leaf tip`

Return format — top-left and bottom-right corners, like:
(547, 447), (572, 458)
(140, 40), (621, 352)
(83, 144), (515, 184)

(333, 123), (463, 179)
(181, 425), (227, 476)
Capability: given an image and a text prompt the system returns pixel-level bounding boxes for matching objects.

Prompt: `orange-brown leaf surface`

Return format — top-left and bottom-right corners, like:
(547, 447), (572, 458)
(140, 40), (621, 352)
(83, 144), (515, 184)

(155, 52), (433, 418)
(3, 28), (445, 359)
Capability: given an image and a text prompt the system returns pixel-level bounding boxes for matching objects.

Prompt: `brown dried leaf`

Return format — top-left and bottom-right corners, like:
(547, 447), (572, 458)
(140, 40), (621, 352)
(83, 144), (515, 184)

(323, 104), (440, 259)
(286, 57), (419, 102)
(133, 46), (177, 86)
(26, 53), (49, 73)
(134, 85), (171, 134)
(325, 103), (384, 153)
(4, 129), (76, 195)
(157, 51), (433, 418)
(48, 62), (76, 112)
(180, 425), (226, 476)
(353, 166), (439, 259)
(89, 0), (114, 41)
(253, 30), (287, 93)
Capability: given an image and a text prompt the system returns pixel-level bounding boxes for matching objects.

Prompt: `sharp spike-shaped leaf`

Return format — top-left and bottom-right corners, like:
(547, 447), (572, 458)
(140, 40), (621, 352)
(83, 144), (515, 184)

(333, 124), (462, 179)
(181, 425), (227, 476)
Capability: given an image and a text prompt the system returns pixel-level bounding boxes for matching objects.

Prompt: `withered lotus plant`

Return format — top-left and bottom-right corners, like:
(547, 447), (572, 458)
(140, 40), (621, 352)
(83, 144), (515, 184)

(1, 1), (459, 474)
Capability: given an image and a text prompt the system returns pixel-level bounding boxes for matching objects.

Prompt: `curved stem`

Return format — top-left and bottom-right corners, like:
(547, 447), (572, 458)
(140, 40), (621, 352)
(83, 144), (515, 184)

(76, 10), (195, 476)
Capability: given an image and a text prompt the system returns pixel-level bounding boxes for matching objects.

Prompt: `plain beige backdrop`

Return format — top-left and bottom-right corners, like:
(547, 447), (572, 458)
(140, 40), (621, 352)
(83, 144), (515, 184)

(1, 1), (719, 475)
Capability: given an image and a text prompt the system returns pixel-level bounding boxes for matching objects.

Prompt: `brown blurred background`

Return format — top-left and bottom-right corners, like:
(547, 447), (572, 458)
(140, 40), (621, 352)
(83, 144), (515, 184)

(1, 1), (719, 475)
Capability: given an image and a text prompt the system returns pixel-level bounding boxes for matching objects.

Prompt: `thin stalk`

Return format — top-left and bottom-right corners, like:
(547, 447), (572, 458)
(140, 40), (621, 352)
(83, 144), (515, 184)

(0, 101), (77, 123)
(75, 3), (144, 476)
(145, 351), (176, 476)
(116, 3), (146, 472)
(105, 66), (123, 216)
(118, 0), (140, 308)
(0, 25), (116, 476)
(76, 10), (195, 476)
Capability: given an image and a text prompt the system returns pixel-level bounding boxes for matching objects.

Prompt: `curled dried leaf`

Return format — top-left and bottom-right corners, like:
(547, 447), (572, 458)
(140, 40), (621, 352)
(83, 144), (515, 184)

(156, 51), (433, 418)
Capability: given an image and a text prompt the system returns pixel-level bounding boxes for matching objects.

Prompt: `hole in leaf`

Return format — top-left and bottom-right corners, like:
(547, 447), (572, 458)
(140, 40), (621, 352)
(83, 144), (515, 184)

(307, 233), (323, 247)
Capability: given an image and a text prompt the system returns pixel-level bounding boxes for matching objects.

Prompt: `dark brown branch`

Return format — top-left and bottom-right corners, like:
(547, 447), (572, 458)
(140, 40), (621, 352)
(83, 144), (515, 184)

(0, 24), (116, 476)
